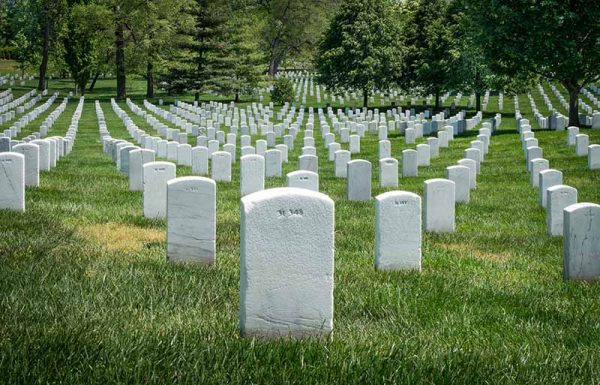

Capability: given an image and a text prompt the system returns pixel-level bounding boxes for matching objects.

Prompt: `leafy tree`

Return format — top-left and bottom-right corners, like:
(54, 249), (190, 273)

(11, 31), (38, 76)
(401, 0), (461, 111)
(258, 0), (338, 77)
(271, 76), (293, 104)
(62, 2), (110, 95)
(469, 0), (600, 126)
(316, 0), (402, 108)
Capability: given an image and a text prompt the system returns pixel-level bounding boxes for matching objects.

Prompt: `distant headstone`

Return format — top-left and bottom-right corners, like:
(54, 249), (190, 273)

(265, 149), (282, 177)
(563, 203), (600, 280)
(241, 154), (265, 196)
(334, 150), (351, 178)
(286, 170), (319, 192)
(530, 158), (549, 188)
(375, 191), (421, 271)
(539, 169), (562, 208)
(143, 161), (176, 219)
(575, 134), (589, 156)
(211, 151), (232, 182)
(446, 165), (470, 203)
(12, 143), (39, 187)
(299, 154), (318, 173)
(424, 178), (455, 232)
(240, 187), (334, 339)
(129, 149), (155, 192)
(167, 176), (216, 265)
(546, 185), (577, 236)
(589, 144), (600, 170)
(347, 160), (372, 201)
(191, 146), (209, 175)
(379, 158), (398, 188)
(402, 149), (418, 177)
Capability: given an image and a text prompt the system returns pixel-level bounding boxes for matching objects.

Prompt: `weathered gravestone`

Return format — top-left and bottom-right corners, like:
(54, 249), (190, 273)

(30, 140), (50, 171)
(299, 154), (318, 173)
(375, 191), (421, 271)
(575, 134), (589, 156)
(379, 158), (398, 188)
(240, 187), (334, 339)
(0, 152), (25, 212)
(12, 143), (39, 187)
(286, 170), (319, 192)
(424, 178), (455, 232)
(402, 149), (418, 177)
(416, 144), (430, 166)
(347, 160), (372, 201)
(446, 165), (470, 203)
(129, 149), (156, 192)
(530, 158), (549, 188)
(191, 146), (209, 175)
(143, 161), (176, 219)
(241, 155), (265, 196)
(539, 169), (562, 208)
(563, 203), (600, 280)
(265, 149), (282, 177)
(457, 159), (477, 189)
(546, 185), (577, 236)
(211, 151), (232, 182)
(167, 176), (216, 265)
(334, 150), (351, 178)
(589, 144), (600, 170)
(0, 137), (10, 152)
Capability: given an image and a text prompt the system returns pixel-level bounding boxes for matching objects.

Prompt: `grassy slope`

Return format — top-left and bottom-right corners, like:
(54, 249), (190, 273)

(0, 76), (600, 384)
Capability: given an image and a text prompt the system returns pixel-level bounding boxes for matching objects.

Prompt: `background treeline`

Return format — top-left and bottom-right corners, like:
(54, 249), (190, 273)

(0, 0), (598, 125)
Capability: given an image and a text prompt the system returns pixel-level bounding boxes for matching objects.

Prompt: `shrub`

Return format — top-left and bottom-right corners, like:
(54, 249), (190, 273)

(270, 76), (294, 105)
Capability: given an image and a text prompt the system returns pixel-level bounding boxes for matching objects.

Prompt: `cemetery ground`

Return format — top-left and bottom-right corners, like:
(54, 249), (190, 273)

(1, 76), (600, 383)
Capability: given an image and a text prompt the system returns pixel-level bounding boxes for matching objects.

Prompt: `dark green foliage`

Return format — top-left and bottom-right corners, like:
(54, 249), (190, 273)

(270, 75), (294, 105)
(469, 0), (600, 125)
(315, 0), (402, 107)
(401, 0), (461, 110)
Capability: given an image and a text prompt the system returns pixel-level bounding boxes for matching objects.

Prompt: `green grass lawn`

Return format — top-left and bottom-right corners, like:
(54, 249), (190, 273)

(1, 74), (600, 384)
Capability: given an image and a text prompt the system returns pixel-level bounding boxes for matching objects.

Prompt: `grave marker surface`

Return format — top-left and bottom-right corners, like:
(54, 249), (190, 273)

(240, 187), (334, 339)
(12, 143), (39, 187)
(546, 185), (577, 236)
(347, 160), (372, 201)
(143, 161), (176, 219)
(375, 191), (421, 271)
(167, 176), (216, 265)
(424, 178), (455, 232)
(286, 170), (319, 192)
(0, 152), (25, 212)
(241, 155), (265, 196)
(563, 203), (600, 280)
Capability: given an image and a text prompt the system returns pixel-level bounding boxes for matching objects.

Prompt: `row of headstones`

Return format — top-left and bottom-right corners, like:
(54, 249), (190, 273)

(0, 88), (12, 104)
(565, 126), (600, 169)
(2, 93), (60, 139)
(0, 89), (37, 121)
(0, 97), (82, 212)
(519, 121), (600, 280)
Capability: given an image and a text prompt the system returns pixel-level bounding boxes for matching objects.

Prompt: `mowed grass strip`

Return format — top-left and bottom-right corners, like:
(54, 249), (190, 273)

(0, 80), (600, 384)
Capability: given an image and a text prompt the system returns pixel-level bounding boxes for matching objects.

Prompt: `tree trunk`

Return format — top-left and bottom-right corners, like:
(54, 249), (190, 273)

(476, 92), (481, 112)
(363, 89), (369, 108)
(115, 15), (126, 100)
(564, 81), (580, 127)
(37, 16), (50, 91)
(80, 82), (86, 96)
(146, 61), (154, 98)
(435, 90), (441, 111)
(88, 71), (100, 92)
(268, 57), (281, 77)
(235, 92), (240, 103)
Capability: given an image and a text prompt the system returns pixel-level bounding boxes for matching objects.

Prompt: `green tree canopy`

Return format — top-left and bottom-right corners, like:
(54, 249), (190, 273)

(316, 0), (402, 108)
